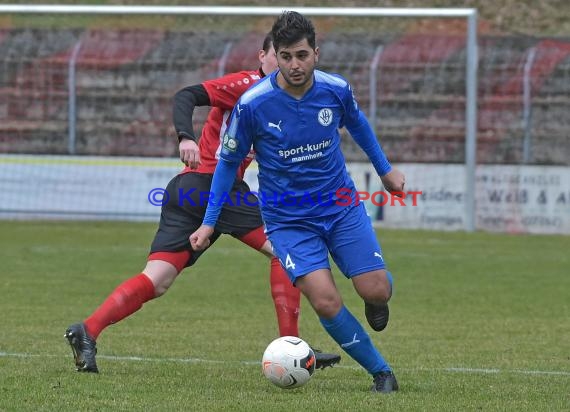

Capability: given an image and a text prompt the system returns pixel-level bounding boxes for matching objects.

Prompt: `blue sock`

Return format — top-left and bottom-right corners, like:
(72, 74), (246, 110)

(386, 270), (393, 296)
(320, 305), (390, 375)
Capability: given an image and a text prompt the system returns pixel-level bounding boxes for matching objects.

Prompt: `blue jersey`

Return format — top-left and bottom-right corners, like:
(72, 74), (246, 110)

(219, 70), (387, 223)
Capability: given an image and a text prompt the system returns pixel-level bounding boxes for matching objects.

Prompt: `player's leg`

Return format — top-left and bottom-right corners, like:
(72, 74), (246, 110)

(269, 216), (397, 393)
(326, 203), (398, 392)
(328, 203), (393, 332)
(293, 268), (396, 393)
(81, 253), (188, 342)
(64, 173), (212, 373)
(240, 228), (300, 331)
(238, 226), (300, 338)
(64, 255), (185, 373)
(221, 183), (340, 368)
(239, 229), (340, 369)
(216, 182), (302, 338)
(349, 268), (398, 393)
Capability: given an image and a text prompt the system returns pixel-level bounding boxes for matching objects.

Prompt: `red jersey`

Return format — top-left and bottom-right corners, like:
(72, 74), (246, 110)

(180, 70), (261, 179)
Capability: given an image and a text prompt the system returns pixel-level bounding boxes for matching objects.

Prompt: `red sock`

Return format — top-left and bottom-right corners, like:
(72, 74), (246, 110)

(270, 257), (300, 337)
(84, 273), (156, 340)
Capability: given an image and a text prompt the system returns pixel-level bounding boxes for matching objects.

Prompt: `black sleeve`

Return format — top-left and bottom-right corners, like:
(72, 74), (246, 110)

(173, 84), (211, 142)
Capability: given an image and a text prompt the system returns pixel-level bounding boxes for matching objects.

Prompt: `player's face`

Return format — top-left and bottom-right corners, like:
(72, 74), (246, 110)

(259, 44), (278, 74)
(276, 38), (319, 94)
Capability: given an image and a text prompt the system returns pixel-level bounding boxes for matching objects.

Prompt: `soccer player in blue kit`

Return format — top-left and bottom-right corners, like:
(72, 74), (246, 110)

(191, 11), (405, 393)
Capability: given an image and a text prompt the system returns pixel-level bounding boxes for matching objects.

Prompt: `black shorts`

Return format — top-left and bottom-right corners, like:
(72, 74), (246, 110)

(150, 172), (263, 266)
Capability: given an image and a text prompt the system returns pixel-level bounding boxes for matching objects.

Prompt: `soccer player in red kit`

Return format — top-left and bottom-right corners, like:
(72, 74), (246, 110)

(64, 33), (340, 373)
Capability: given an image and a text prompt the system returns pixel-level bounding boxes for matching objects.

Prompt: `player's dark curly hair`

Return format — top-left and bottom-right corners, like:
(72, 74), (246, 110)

(271, 11), (316, 52)
(262, 32), (273, 53)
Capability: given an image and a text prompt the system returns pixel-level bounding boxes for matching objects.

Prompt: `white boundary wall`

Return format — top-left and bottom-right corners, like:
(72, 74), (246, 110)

(1, 155), (568, 234)
(346, 163), (570, 235)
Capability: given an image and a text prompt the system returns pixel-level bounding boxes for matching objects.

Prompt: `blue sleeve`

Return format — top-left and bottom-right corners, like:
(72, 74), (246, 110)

(219, 101), (255, 163)
(338, 80), (392, 176)
(346, 110), (392, 177)
(203, 99), (254, 226)
(202, 158), (241, 227)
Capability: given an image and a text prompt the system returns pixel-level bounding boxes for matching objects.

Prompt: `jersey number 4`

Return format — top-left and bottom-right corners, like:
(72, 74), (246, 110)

(285, 254), (296, 270)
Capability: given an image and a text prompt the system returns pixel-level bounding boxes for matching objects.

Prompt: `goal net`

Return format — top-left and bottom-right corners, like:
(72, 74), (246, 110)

(0, 6), (487, 229)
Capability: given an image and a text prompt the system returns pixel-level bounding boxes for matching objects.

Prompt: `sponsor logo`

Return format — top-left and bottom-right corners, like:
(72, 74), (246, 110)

(268, 120), (282, 132)
(340, 333), (361, 349)
(222, 134), (237, 152)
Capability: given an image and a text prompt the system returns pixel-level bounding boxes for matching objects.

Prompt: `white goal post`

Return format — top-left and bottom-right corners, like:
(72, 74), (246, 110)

(0, 5), (478, 232)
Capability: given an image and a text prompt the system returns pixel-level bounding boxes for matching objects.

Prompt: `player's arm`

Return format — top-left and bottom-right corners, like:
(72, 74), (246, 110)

(173, 84), (210, 168)
(341, 80), (405, 193)
(173, 84), (210, 142)
(190, 157), (241, 251)
(174, 73), (254, 168)
(190, 101), (255, 251)
(346, 111), (405, 194)
(173, 72), (254, 140)
(346, 111), (391, 175)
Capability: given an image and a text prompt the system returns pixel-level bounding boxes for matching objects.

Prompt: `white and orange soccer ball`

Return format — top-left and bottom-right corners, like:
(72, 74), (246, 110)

(261, 336), (316, 389)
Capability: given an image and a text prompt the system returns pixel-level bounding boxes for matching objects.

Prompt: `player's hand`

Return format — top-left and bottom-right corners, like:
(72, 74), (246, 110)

(179, 139), (200, 169)
(189, 225), (214, 251)
(381, 168), (406, 197)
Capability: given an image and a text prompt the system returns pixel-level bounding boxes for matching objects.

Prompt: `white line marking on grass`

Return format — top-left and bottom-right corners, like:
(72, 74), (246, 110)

(1, 352), (569, 377)
(446, 367), (500, 373)
(446, 367), (570, 376)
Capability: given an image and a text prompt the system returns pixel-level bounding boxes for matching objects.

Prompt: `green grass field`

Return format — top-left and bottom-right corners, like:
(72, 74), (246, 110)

(1, 221), (569, 411)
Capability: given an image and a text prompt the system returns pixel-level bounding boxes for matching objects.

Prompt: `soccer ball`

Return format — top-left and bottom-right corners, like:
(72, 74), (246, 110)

(261, 336), (316, 389)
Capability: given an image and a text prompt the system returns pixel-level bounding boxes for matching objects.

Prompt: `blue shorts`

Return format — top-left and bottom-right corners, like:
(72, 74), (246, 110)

(266, 203), (386, 283)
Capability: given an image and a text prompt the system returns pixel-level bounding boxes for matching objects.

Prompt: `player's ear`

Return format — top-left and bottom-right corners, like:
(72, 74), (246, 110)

(314, 46), (319, 63)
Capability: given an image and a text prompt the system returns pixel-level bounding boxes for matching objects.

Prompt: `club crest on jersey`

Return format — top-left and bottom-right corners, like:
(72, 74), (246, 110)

(222, 134), (237, 152)
(318, 108), (333, 126)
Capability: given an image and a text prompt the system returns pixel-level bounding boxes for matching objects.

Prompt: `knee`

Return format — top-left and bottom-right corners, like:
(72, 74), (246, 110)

(375, 288), (391, 303)
(311, 294), (343, 319)
(152, 271), (180, 296)
(358, 292), (384, 306)
(360, 286), (391, 304)
(370, 284), (391, 302)
(153, 281), (171, 297)
(260, 240), (274, 258)
(355, 271), (392, 304)
(143, 262), (179, 297)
